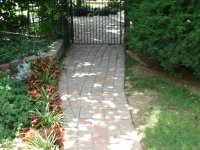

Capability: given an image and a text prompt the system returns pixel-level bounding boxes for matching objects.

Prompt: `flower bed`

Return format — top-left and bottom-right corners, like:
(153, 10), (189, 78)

(0, 57), (65, 149)
(19, 58), (64, 149)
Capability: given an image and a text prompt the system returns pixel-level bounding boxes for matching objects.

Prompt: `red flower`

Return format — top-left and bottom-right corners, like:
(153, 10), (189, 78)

(23, 58), (64, 147)
(31, 115), (39, 127)
(45, 128), (51, 135)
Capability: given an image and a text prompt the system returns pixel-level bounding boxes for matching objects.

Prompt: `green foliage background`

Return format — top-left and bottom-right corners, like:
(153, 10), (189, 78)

(126, 0), (200, 77)
(0, 0), (63, 39)
(36, 0), (63, 39)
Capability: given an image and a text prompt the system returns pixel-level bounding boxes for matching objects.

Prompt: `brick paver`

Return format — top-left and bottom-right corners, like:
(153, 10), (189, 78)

(59, 45), (143, 150)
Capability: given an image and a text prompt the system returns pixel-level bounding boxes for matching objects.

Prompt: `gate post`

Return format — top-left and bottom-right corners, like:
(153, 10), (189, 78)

(124, 0), (130, 50)
(70, 0), (74, 44)
(61, 0), (69, 50)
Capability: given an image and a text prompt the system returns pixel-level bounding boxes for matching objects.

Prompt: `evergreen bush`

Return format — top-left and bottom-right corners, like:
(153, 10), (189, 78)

(126, 0), (200, 77)
(0, 79), (45, 144)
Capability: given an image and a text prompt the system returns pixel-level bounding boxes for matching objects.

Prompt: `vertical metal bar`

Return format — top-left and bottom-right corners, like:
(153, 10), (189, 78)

(113, 2), (115, 45)
(93, 3), (94, 45)
(111, 3), (113, 45)
(99, 4), (100, 44)
(78, 5), (81, 44)
(101, 2), (103, 44)
(61, 0), (68, 50)
(104, 3), (109, 44)
(87, 2), (88, 44)
(73, 3), (75, 43)
(96, 5), (97, 45)
(123, 0), (125, 46)
(90, 2), (92, 44)
(85, 1), (86, 44)
(124, 0), (130, 50)
(81, 3), (87, 43)
(112, 2), (115, 44)
(70, 0), (74, 44)
(80, 1), (82, 44)
(84, 5), (85, 44)
(109, 3), (110, 44)
(85, 3), (86, 44)
(120, 0), (122, 44)
(75, 4), (77, 44)
(74, 4), (77, 44)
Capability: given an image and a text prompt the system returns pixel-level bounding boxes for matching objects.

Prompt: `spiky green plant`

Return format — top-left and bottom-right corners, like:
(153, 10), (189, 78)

(29, 103), (64, 128)
(25, 129), (59, 150)
(35, 70), (57, 86)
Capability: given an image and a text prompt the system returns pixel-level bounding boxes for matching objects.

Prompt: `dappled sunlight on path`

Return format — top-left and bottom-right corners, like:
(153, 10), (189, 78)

(58, 45), (143, 150)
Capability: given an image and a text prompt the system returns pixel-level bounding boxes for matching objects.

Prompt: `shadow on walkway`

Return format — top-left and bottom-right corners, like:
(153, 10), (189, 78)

(58, 44), (143, 150)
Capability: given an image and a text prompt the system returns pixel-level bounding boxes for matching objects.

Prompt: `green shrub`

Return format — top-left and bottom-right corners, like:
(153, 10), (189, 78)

(126, 0), (200, 77)
(37, 0), (62, 40)
(0, 1), (16, 31)
(0, 79), (45, 144)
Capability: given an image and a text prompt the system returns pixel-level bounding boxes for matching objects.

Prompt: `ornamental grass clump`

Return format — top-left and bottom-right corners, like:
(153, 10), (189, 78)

(25, 129), (59, 150)
(30, 103), (64, 128)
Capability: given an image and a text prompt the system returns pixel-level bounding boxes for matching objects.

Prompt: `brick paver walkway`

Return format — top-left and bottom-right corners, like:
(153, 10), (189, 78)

(58, 44), (143, 150)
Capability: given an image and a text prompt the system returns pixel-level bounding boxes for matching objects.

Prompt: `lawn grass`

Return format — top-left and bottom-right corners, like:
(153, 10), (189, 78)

(125, 57), (200, 150)
(0, 34), (53, 64)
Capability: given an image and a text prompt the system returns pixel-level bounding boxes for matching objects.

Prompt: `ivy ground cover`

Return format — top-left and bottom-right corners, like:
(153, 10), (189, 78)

(0, 34), (53, 64)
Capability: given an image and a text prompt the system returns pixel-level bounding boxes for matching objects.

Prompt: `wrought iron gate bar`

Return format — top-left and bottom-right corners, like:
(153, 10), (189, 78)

(69, 0), (124, 45)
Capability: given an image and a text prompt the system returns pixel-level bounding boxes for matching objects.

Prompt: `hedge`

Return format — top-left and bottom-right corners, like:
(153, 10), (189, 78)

(126, 0), (200, 77)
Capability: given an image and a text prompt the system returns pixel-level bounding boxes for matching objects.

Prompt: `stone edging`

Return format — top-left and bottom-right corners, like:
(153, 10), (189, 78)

(0, 39), (63, 72)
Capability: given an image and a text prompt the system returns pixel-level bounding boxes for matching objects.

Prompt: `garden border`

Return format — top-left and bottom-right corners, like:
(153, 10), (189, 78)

(0, 39), (63, 72)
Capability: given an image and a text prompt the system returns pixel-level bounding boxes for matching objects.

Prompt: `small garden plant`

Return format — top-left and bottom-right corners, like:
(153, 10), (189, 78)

(15, 60), (32, 82)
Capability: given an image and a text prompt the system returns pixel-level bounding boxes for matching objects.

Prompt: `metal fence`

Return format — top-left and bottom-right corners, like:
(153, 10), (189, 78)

(1, 0), (126, 50)
(68, 0), (125, 45)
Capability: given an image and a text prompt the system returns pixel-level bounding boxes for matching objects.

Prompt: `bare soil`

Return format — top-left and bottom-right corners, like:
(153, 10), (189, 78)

(125, 54), (200, 129)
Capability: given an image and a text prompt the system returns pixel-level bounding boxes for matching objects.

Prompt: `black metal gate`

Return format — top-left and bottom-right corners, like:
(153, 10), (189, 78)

(69, 0), (124, 45)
